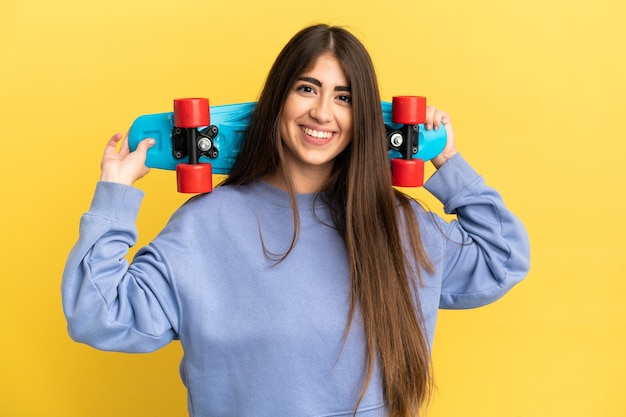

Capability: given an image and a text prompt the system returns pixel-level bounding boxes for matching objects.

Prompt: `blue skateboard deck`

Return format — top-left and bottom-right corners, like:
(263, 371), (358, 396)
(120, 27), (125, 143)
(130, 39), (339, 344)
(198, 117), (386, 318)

(128, 101), (446, 175)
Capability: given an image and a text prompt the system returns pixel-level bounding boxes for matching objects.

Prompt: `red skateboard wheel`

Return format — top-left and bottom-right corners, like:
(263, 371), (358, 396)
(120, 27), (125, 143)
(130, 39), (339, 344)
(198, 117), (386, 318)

(176, 163), (213, 193)
(392, 96), (426, 125)
(174, 98), (210, 128)
(390, 158), (424, 187)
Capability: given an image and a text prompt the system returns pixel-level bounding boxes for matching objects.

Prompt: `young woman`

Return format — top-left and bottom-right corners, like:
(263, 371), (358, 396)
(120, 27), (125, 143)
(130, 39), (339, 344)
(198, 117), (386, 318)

(62, 24), (530, 417)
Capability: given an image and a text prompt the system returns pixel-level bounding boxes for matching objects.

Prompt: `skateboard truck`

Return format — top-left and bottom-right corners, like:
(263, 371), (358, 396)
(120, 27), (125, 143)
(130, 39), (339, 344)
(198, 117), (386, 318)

(172, 126), (218, 161)
(172, 98), (216, 193)
(386, 96), (427, 187)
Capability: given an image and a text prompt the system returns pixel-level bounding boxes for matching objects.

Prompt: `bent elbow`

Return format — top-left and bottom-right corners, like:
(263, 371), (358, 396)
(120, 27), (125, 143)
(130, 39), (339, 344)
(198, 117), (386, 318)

(64, 312), (111, 350)
(64, 309), (173, 353)
(508, 227), (531, 285)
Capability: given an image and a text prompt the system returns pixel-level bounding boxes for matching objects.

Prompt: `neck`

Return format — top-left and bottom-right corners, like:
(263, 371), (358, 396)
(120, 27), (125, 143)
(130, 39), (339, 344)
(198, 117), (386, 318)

(264, 165), (331, 194)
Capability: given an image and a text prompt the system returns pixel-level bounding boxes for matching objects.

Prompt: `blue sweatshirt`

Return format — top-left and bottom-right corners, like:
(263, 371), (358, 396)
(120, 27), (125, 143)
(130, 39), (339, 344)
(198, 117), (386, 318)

(62, 154), (530, 417)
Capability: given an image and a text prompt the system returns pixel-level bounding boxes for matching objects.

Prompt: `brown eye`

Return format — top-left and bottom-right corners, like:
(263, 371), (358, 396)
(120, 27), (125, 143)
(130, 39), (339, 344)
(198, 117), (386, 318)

(338, 95), (352, 104)
(297, 85), (315, 94)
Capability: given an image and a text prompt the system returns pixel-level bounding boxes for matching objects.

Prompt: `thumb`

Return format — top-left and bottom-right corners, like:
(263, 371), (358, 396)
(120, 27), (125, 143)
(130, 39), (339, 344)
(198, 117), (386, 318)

(131, 138), (155, 163)
(136, 138), (156, 153)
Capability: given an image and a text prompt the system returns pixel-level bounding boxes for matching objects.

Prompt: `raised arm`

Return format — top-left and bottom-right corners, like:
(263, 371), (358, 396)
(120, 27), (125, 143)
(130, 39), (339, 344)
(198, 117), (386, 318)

(61, 134), (179, 352)
(422, 108), (530, 308)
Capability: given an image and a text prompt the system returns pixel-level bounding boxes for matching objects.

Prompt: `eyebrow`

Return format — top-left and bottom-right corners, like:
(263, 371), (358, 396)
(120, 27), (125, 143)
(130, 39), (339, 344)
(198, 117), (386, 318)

(297, 76), (351, 92)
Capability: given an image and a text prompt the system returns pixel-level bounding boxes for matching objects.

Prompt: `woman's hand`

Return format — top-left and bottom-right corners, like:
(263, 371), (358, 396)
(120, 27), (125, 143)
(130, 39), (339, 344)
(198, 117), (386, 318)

(423, 105), (457, 169)
(99, 132), (155, 186)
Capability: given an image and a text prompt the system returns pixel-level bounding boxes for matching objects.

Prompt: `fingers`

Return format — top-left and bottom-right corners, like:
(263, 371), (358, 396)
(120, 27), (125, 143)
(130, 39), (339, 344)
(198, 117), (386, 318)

(103, 132), (154, 157)
(424, 106), (451, 131)
(99, 134), (154, 185)
(118, 131), (131, 156)
(103, 132), (131, 158)
(422, 105), (457, 169)
(103, 132), (124, 155)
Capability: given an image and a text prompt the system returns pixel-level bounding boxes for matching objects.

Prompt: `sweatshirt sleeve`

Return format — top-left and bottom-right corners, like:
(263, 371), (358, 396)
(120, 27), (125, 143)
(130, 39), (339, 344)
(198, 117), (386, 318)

(424, 154), (530, 309)
(61, 181), (180, 352)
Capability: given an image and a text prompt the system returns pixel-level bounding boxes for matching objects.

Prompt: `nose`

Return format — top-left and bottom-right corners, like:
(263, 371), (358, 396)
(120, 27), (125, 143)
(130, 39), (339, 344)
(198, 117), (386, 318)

(309, 96), (333, 123)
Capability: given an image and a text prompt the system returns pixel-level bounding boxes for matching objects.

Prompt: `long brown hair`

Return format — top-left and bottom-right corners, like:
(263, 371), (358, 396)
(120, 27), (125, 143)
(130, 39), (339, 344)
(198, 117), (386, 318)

(222, 24), (435, 416)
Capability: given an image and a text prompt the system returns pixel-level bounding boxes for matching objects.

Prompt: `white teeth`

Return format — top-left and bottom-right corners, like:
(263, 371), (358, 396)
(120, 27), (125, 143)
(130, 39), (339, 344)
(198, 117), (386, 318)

(302, 127), (333, 139)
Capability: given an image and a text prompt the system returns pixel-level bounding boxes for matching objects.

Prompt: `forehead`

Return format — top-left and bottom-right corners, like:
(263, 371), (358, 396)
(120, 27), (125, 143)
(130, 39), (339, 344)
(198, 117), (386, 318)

(300, 53), (349, 84)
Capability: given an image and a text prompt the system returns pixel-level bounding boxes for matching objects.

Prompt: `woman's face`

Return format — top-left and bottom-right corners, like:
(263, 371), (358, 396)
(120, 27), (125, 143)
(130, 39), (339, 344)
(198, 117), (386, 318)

(277, 53), (353, 191)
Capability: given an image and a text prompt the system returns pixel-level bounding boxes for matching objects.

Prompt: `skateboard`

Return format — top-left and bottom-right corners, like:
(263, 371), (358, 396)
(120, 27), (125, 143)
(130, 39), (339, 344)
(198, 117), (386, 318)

(128, 96), (446, 193)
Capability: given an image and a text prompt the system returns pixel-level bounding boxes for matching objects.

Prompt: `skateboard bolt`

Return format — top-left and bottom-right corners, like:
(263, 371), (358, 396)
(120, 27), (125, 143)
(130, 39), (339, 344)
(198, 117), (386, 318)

(390, 133), (404, 148)
(198, 137), (213, 152)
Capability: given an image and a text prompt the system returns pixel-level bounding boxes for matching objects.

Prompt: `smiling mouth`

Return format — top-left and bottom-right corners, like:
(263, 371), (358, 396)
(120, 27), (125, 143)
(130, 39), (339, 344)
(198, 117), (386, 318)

(301, 126), (334, 140)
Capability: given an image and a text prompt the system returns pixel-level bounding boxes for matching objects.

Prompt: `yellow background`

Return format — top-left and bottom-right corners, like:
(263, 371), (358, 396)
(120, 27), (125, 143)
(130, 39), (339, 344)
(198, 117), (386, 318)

(1, 0), (624, 416)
